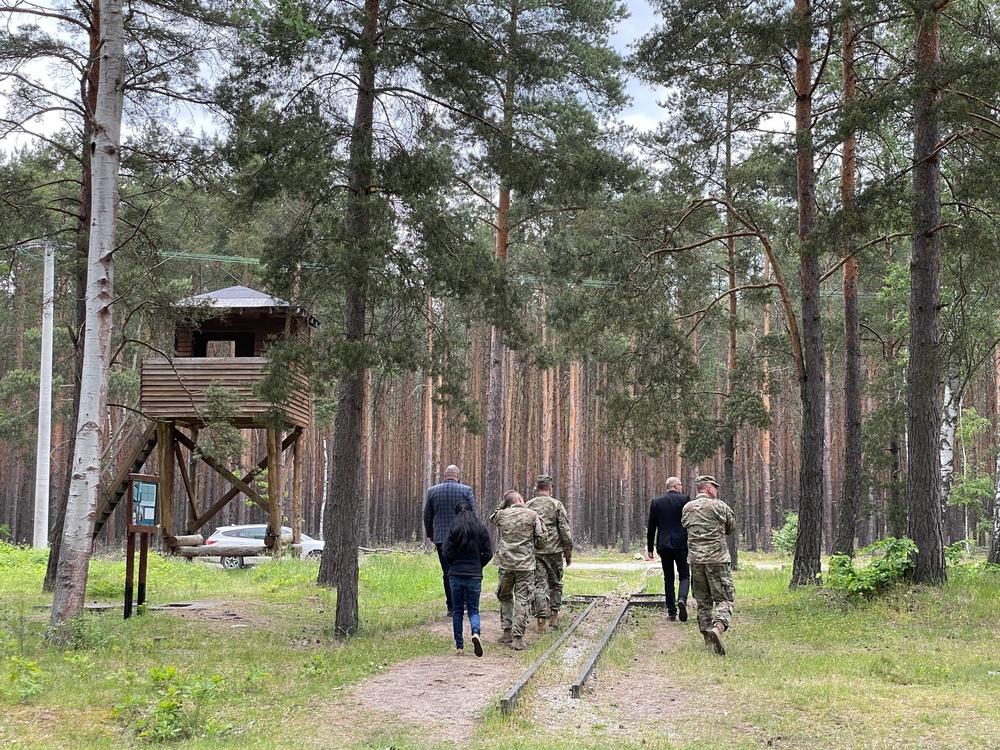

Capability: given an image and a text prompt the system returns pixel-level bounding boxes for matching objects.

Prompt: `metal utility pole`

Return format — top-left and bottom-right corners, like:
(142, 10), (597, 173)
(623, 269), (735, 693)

(33, 242), (54, 548)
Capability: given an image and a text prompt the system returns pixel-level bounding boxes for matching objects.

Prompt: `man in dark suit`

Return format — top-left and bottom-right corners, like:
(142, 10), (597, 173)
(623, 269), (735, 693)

(423, 464), (476, 616)
(646, 476), (692, 621)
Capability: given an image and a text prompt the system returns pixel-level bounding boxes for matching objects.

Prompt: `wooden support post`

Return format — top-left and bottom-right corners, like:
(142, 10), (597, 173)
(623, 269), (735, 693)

(292, 429), (304, 545)
(267, 425), (282, 554)
(137, 533), (149, 607)
(124, 532), (136, 619)
(185, 428), (301, 534)
(174, 440), (200, 527)
(157, 421), (174, 539)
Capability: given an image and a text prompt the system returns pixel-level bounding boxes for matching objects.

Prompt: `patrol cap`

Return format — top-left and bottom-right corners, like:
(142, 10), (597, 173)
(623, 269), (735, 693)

(535, 474), (554, 487)
(697, 474), (720, 488)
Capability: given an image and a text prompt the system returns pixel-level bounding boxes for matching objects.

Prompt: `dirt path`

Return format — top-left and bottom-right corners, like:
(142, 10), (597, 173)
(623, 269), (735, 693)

(313, 603), (694, 748)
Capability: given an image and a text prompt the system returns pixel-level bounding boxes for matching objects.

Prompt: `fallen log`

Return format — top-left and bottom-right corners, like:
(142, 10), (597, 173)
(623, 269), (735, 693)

(173, 543), (306, 558)
(174, 544), (266, 558)
(165, 534), (204, 548)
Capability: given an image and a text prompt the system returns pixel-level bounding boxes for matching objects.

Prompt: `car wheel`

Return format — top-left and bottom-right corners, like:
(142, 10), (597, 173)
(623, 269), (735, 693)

(306, 550), (322, 561)
(221, 556), (244, 570)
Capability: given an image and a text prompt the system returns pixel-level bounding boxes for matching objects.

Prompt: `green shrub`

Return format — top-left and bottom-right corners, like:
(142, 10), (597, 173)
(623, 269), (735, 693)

(112, 665), (232, 742)
(824, 537), (917, 599)
(2, 656), (44, 702)
(772, 512), (798, 556)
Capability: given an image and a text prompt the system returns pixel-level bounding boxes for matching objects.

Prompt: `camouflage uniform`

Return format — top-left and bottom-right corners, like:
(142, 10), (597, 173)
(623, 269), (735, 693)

(525, 493), (573, 619)
(681, 491), (737, 633)
(490, 504), (544, 638)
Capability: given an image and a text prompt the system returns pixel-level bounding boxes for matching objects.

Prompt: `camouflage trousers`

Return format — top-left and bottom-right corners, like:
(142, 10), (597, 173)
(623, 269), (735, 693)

(496, 568), (534, 638)
(689, 562), (735, 632)
(532, 552), (565, 618)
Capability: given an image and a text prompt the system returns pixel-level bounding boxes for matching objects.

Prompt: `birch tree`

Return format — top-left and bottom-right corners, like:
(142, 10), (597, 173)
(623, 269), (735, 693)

(49, 0), (125, 641)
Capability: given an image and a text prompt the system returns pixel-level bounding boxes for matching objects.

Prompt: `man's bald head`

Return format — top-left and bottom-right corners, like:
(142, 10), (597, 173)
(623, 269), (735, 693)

(444, 464), (461, 480)
(666, 476), (681, 491)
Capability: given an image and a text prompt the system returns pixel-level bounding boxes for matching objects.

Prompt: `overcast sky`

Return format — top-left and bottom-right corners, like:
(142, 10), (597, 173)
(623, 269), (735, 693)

(614, 0), (669, 132)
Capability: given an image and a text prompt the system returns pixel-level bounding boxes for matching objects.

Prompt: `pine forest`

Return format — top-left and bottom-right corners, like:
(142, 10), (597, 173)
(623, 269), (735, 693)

(4, 0), (1000, 629)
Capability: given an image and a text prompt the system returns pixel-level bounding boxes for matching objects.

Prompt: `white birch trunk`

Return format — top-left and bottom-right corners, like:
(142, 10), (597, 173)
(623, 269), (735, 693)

(939, 369), (960, 516)
(49, 0), (125, 638)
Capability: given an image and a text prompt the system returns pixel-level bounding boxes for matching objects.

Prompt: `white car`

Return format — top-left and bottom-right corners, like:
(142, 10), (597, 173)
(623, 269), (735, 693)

(205, 524), (324, 569)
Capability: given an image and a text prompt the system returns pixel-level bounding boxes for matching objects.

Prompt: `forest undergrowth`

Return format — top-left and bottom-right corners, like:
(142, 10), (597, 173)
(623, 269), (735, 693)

(0, 543), (997, 749)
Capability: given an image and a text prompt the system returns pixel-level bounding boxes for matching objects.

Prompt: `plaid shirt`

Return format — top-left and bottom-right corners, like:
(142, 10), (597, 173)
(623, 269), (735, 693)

(423, 479), (477, 543)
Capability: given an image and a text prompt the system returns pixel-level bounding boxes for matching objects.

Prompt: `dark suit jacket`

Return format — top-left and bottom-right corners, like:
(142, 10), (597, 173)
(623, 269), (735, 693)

(646, 490), (691, 552)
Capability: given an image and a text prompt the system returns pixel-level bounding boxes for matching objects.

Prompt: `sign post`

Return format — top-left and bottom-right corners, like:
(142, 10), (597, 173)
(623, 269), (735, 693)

(125, 474), (159, 619)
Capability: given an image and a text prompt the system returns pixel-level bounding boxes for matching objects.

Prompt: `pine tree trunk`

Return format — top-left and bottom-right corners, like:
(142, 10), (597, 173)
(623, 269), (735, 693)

(317, 0), (380, 635)
(790, 0), (827, 587)
(907, 0), (947, 584)
(989, 348), (1000, 564)
(567, 360), (581, 539)
(762, 258), (774, 551)
(835, 14), (861, 556)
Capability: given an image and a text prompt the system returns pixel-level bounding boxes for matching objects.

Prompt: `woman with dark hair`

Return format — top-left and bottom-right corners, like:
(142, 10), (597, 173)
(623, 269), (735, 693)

(442, 500), (493, 656)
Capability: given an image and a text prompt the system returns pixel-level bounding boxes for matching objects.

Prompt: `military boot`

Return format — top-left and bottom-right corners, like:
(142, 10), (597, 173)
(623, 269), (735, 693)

(536, 617), (546, 634)
(511, 636), (525, 651)
(549, 609), (559, 629)
(706, 622), (726, 656)
(498, 628), (513, 644)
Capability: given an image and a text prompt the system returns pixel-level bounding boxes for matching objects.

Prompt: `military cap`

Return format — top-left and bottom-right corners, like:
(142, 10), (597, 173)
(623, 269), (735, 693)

(697, 474), (720, 488)
(535, 474), (554, 487)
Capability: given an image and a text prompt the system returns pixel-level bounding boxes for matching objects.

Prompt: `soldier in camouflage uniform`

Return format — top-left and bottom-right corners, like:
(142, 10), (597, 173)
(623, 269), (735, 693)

(681, 475), (736, 655)
(489, 490), (545, 650)
(526, 475), (573, 633)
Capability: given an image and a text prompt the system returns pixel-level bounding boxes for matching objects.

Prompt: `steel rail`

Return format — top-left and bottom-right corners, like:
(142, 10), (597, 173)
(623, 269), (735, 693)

(569, 598), (632, 699)
(499, 599), (598, 715)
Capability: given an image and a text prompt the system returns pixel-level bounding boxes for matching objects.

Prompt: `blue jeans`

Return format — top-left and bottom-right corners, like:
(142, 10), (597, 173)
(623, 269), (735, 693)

(449, 576), (482, 650)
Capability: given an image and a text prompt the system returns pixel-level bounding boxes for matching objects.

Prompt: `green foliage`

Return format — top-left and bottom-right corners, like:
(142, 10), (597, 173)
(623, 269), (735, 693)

(824, 537), (918, 599)
(771, 512), (798, 556)
(299, 653), (326, 678)
(113, 665), (232, 742)
(194, 382), (249, 465)
(108, 368), (141, 405)
(2, 656), (44, 702)
(0, 369), (39, 442)
(945, 540), (974, 567)
(950, 473), (994, 509)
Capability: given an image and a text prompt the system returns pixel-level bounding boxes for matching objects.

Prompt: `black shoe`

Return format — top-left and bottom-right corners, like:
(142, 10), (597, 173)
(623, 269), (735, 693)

(667, 614), (676, 621)
(472, 633), (483, 657)
(677, 601), (688, 622)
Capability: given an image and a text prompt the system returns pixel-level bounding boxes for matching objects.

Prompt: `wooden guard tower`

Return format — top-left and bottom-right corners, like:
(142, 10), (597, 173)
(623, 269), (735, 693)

(101, 286), (316, 554)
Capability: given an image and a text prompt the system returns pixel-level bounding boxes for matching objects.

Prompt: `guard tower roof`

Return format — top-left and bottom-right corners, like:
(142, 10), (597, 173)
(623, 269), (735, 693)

(180, 285), (319, 327)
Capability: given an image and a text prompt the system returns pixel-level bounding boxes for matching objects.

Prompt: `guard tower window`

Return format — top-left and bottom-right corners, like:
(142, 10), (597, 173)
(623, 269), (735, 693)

(192, 331), (256, 357)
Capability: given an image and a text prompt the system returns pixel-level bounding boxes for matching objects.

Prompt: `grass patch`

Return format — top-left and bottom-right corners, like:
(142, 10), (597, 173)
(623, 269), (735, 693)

(2, 543), (1000, 748)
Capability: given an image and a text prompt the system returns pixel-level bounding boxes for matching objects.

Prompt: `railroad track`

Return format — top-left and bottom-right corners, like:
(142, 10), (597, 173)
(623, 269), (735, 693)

(499, 591), (665, 715)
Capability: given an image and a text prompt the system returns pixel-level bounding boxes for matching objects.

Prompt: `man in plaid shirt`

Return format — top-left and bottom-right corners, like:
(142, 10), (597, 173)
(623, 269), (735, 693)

(424, 465), (477, 615)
